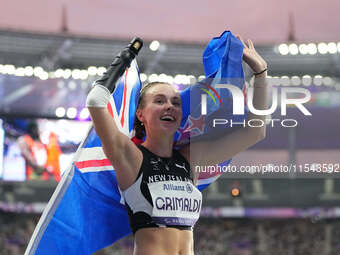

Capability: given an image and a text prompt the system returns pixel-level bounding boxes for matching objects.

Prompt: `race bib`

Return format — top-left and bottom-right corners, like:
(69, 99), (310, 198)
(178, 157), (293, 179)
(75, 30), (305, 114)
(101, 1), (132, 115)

(148, 181), (202, 226)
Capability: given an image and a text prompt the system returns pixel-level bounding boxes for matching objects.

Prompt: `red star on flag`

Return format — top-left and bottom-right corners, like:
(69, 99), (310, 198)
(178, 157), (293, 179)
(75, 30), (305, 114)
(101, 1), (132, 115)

(186, 115), (206, 134)
(176, 122), (191, 144)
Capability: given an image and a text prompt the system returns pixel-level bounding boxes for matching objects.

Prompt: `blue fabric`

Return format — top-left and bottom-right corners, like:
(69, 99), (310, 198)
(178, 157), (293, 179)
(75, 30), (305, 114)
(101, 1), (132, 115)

(37, 168), (130, 254)
(176, 31), (246, 143)
(203, 31), (244, 78)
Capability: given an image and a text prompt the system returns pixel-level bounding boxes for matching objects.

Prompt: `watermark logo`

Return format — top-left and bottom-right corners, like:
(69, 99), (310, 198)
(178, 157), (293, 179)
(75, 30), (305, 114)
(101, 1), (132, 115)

(200, 84), (312, 128)
(201, 84), (311, 116)
(199, 84), (222, 107)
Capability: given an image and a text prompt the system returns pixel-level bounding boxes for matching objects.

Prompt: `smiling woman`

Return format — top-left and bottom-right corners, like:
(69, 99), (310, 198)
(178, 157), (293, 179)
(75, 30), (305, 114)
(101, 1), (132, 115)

(85, 33), (268, 255)
(133, 82), (182, 140)
(87, 81), (200, 255)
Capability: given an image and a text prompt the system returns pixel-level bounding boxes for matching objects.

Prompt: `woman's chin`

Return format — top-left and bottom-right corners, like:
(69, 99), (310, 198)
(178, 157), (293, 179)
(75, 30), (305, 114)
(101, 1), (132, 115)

(159, 121), (180, 132)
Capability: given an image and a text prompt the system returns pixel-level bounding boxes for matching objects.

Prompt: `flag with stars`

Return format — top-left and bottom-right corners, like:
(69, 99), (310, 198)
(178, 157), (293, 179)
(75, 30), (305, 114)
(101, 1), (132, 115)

(176, 31), (247, 188)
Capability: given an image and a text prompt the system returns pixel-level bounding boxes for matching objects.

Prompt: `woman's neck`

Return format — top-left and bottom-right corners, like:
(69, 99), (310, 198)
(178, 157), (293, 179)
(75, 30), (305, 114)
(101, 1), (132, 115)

(142, 135), (174, 158)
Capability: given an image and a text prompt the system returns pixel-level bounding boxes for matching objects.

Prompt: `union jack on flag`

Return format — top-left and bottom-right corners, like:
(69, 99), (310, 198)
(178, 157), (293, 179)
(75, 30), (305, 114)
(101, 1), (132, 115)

(75, 61), (142, 173)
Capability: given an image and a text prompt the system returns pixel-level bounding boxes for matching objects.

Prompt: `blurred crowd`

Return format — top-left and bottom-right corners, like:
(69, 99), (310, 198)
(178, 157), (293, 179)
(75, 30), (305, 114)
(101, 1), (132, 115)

(1, 212), (340, 255)
(0, 213), (37, 255)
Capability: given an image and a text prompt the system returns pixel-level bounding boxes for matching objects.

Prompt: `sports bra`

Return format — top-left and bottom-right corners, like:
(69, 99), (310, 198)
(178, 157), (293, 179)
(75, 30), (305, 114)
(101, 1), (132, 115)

(122, 144), (202, 234)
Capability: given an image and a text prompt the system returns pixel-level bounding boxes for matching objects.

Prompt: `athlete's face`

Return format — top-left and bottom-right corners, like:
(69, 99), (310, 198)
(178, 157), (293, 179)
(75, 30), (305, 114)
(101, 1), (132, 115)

(137, 83), (182, 136)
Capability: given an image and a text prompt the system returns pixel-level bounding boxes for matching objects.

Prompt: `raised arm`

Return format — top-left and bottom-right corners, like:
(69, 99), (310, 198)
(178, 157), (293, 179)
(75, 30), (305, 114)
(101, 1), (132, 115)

(86, 39), (144, 190)
(181, 36), (268, 178)
(86, 86), (142, 190)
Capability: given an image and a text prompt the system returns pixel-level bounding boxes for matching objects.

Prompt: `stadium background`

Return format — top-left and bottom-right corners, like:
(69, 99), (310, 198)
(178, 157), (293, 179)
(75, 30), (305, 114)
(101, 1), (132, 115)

(0, 0), (340, 254)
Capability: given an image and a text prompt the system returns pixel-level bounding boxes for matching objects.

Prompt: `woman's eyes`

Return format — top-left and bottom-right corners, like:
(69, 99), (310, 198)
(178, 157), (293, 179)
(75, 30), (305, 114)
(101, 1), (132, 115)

(154, 98), (181, 106)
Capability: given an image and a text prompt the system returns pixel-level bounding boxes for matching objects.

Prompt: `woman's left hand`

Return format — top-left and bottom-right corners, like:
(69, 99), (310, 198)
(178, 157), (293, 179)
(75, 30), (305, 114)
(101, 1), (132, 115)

(236, 35), (267, 73)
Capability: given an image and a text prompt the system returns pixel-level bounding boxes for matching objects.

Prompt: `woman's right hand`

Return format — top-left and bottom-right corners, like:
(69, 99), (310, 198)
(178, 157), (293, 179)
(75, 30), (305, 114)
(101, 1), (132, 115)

(236, 35), (267, 74)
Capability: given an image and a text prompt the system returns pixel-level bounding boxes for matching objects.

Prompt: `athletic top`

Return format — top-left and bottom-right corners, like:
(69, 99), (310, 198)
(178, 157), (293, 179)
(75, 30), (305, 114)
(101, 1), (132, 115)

(122, 144), (202, 234)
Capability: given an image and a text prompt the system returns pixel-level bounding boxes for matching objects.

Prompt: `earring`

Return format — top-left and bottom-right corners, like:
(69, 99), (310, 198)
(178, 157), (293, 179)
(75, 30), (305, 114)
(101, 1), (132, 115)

(141, 122), (144, 126)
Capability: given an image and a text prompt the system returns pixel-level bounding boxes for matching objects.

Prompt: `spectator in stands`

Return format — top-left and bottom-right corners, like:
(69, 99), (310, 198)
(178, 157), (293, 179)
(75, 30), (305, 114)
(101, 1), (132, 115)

(1, 213), (337, 255)
(17, 121), (49, 180)
(45, 132), (62, 181)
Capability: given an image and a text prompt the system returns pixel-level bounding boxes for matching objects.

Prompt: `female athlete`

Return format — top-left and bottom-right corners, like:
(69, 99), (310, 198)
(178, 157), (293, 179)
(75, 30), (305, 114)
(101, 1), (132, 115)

(86, 35), (268, 255)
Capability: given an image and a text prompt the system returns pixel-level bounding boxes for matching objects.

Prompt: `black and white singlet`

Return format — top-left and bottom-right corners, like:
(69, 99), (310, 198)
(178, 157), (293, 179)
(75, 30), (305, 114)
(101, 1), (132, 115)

(122, 144), (202, 234)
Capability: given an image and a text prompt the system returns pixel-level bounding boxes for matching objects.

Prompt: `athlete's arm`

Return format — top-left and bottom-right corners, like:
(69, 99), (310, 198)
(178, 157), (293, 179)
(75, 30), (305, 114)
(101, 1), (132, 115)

(87, 86), (142, 190)
(87, 38), (143, 190)
(180, 36), (268, 179)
